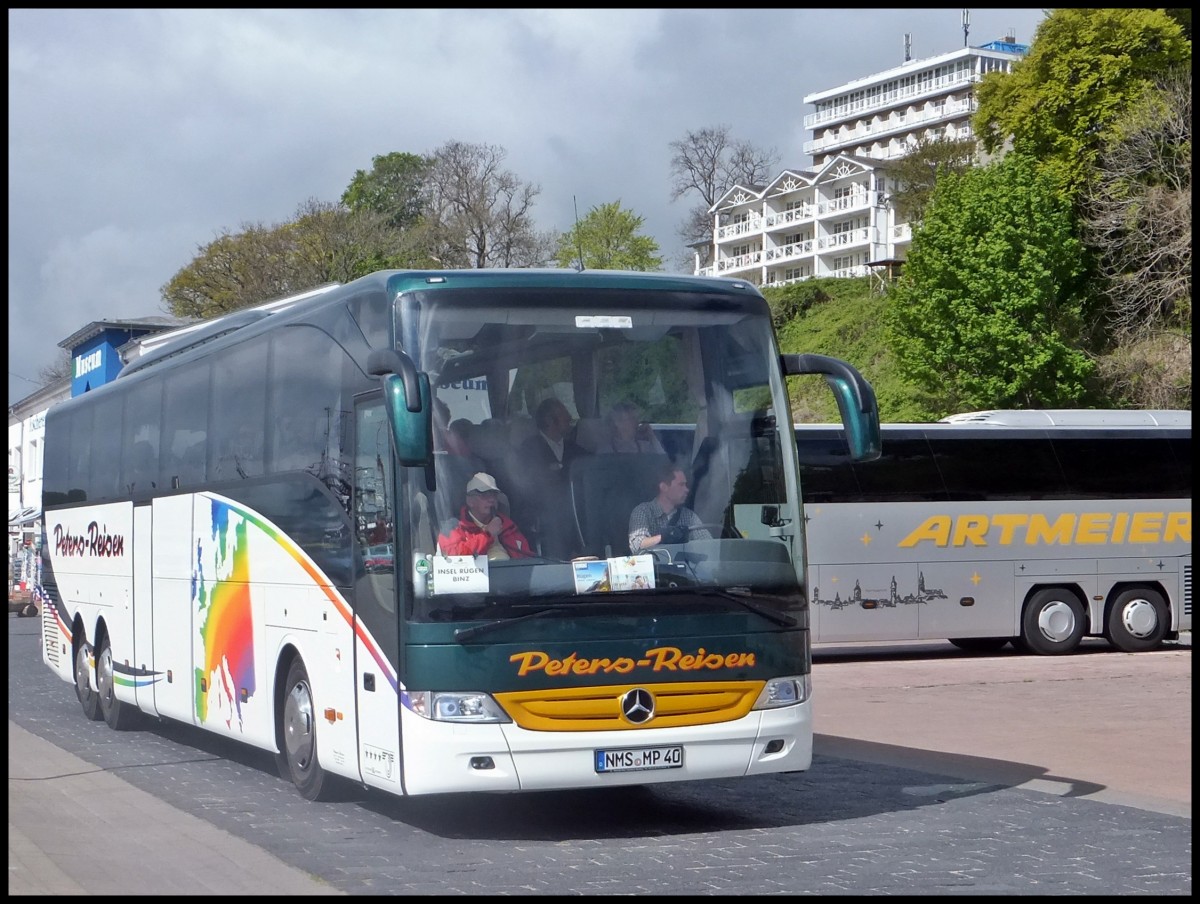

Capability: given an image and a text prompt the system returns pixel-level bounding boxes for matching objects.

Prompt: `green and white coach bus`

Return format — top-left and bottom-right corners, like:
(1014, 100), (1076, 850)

(38, 268), (880, 800)
(793, 410), (1191, 655)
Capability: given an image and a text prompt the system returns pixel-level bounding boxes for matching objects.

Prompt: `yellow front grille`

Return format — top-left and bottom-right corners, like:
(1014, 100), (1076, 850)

(495, 680), (765, 731)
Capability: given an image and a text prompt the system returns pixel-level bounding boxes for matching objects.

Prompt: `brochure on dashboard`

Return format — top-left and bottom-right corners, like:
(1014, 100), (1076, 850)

(571, 554), (656, 594)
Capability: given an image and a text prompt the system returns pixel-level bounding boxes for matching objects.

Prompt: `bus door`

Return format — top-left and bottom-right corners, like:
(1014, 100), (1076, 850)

(351, 398), (405, 794)
(131, 502), (160, 717)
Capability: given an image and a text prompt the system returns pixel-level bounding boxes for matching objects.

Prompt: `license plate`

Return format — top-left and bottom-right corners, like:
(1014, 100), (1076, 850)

(595, 745), (683, 773)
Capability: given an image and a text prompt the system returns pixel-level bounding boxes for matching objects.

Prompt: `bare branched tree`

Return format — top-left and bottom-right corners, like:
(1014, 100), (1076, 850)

(1080, 70), (1191, 408)
(1081, 70), (1191, 342)
(37, 350), (72, 386)
(423, 141), (556, 268)
(669, 126), (779, 247)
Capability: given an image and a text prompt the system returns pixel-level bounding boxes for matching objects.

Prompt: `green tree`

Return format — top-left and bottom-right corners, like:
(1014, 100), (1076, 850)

(554, 201), (663, 271)
(974, 8), (1190, 200)
(883, 153), (1099, 413)
(341, 151), (432, 230)
(161, 200), (423, 318)
(887, 135), (977, 223)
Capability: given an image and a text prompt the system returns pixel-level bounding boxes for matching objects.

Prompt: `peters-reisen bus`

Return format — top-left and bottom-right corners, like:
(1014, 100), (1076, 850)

(38, 268), (880, 800)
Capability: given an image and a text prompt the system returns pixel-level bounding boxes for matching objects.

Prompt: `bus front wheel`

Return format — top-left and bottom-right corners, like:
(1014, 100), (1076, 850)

(277, 657), (332, 801)
(1018, 589), (1085, 655)
(1105, 588), (1169, 653)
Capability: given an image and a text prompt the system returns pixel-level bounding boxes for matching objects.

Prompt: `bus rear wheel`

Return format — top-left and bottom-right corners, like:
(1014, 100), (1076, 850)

(277, 657), (332, 801)
(96, 633), (141, 730)
(74, 640), (102, 722)
(1017, 589), (1085, 655)
(1105, 588), (1168, 653)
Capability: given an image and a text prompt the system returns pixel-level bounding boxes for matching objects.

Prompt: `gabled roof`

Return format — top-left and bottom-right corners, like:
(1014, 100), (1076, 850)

(763, 168), (817, 198)
(812, 152), (894, 181)
(56, 315), (194, 352)
(711, 182), (766, 213)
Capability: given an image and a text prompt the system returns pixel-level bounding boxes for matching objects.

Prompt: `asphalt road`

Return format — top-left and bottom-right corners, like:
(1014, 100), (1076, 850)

(8, 614), (1191, 895)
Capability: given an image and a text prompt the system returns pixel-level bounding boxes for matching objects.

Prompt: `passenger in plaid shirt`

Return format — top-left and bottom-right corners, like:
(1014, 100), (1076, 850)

(627, 463), (711, 553)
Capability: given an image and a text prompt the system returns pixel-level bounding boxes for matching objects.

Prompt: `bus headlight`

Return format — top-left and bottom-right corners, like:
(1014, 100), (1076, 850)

(752, 675), (811, 709)
(407, 691), (511, 723)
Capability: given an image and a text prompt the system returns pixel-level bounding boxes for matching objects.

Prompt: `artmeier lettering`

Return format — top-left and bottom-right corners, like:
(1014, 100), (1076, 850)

(898, 511), (1191, 549)
(509, 646), (756, 677)
(53, 522), (126, 558)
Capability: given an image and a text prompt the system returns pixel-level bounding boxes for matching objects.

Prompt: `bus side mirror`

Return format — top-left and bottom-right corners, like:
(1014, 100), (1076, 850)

(781, 353), (881, 462)
(367, 348), (432, 466)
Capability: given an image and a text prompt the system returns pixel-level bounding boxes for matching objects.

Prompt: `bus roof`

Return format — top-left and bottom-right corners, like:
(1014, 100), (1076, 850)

(936, 409), (1191, 428)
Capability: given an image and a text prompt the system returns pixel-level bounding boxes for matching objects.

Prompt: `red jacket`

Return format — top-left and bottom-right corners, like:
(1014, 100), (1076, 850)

(438, 508), (535, 559)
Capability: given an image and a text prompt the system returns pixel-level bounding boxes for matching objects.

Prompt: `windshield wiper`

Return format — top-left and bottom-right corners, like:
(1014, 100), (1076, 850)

(453, 605), (572, 644)
(689, 588), (800, 628)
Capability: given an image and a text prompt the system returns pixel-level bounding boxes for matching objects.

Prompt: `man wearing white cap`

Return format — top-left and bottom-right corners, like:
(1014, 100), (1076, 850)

(438, 472), (535, 560)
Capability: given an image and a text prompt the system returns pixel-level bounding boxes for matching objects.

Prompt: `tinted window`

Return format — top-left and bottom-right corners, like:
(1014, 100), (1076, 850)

(210, 339), (267, 481)
(122, 376), (163, 498)
(162, 362), (211, 488)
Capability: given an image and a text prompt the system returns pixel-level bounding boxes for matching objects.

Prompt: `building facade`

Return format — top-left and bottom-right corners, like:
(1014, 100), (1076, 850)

(695, 36), (1028, 288)
(8, 316), (189, 567)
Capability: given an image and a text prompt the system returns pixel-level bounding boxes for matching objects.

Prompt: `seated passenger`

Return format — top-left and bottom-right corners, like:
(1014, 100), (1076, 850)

(511, 398), (585, 560)
(628, 462), (713, 553)
(438, 472), (534, 560)
(595, 400), (665, 455)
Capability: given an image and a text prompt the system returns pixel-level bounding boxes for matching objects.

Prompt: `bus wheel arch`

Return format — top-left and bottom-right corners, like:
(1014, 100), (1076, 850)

(72, 619), (102, 722)
(1018, 586), (1086, 655)
(275, 652), (334, 801)
(1105, 585), (1169, 653)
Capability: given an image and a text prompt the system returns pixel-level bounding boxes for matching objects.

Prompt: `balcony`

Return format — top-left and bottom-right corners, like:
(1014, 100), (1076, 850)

(817, 227), (873, 250)
(764, 206), (815, 229)
(804, 71), (979, 129)
(804, 98), (976, 156)
(765, 238), (815, 262)
(716, 217), (764, 241)
(816, 192), (885, 217)
(717, 251), (763, 273)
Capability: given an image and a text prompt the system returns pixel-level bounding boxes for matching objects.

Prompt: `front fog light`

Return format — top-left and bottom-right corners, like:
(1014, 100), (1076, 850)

(752, 675), (811, 709)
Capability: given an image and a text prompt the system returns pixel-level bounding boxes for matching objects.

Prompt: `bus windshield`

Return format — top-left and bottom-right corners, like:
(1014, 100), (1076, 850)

(394, 285), (802, 621)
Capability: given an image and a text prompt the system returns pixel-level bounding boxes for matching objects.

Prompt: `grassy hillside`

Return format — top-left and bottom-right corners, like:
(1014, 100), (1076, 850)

(764, 276), (938, 423)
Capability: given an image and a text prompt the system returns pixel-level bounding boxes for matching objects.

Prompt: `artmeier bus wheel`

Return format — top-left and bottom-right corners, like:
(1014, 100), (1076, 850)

(1018, 589), (1085, 655)
(278, 657), (332, 801)
(74, 640), (102, 722)
(96, 633), (140, 730)
(1106, 588), (1169, 653)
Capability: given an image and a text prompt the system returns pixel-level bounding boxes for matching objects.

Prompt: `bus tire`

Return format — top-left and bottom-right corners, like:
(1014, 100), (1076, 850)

(96, 632), (141, 730)
(1105, 588), (1169, 653)
(277, 657), (332, 801)
(948, 637), (1010, 653)
(1018, 589), (1085, 655)
(74, 640), (103, 722)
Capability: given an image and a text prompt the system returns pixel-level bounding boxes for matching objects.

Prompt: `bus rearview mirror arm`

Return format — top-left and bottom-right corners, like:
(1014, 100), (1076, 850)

(781, 353), (882, 462)
(367, 348), (423, 413)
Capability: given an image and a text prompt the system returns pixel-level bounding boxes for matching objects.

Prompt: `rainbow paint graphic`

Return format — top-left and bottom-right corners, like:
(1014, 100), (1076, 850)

(193, 498), (256, 728)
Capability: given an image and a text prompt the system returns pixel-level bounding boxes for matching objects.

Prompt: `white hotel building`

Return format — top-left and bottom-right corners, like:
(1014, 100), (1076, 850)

(695, 35), (1029, 287)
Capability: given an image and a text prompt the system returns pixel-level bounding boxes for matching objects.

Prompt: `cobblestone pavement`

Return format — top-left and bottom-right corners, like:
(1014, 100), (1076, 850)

(9, 617), (1191, 895)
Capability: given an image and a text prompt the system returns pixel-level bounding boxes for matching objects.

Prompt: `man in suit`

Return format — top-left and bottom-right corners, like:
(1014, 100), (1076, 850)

(511, 398), (585, 559)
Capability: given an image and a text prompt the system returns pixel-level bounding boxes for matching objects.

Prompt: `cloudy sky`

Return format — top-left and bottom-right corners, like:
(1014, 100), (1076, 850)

(8, 8), (1047, 406)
